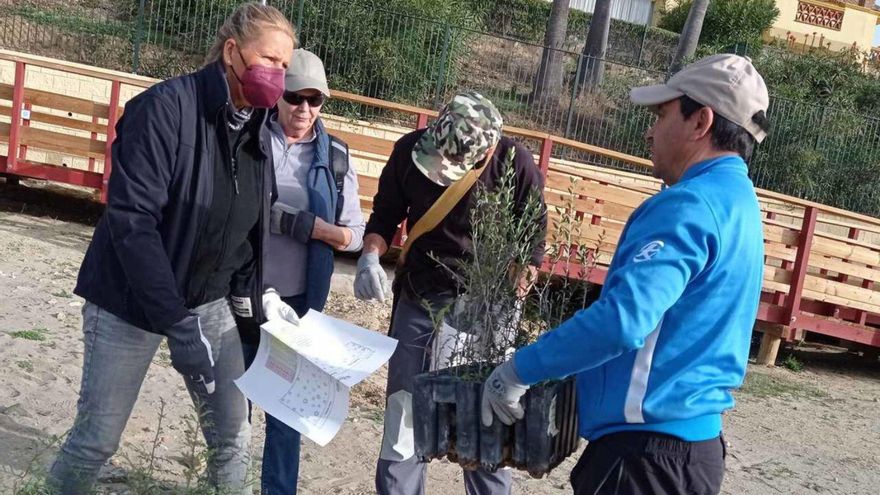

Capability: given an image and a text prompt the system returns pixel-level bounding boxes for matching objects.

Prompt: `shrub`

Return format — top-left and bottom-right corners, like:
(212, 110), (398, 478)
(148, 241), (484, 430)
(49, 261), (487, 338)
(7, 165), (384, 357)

(146, 0), (240, 51)
(273, 0), (477, 106)
(468, 0), (679, 71)
(659, 0), (779, 51)
(749, 92), (880, 215)
(782, 355), (804, 372)
(753, 47), (880, 112)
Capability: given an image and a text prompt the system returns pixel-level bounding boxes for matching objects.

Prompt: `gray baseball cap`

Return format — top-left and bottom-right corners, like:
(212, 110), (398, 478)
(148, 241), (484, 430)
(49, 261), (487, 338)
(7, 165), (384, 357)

(630, 54), (769, 142)
(284, 49), (330, 96)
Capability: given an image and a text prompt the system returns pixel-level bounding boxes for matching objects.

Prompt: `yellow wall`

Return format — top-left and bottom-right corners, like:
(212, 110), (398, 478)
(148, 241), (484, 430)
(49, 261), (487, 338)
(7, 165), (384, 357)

(767, 0), (879, 52)
(658, 0), (879, 52)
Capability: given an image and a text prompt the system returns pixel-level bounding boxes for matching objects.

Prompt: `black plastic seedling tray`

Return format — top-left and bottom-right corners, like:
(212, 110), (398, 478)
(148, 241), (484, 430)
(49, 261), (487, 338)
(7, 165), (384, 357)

(412, 365), (579, 478)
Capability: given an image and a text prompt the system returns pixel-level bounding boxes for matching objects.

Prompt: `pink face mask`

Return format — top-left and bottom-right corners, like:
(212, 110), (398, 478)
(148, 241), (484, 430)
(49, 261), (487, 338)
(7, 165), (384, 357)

(231, 49), (285, 108)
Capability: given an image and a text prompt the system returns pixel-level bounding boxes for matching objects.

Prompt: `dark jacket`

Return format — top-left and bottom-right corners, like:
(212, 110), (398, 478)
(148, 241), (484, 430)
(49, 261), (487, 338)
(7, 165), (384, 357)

(365, 131), (547, 300)
(74, 62), (272, 335)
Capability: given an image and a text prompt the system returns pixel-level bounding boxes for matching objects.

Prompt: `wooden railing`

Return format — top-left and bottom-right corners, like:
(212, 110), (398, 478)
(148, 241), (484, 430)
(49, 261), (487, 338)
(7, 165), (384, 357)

(1, 49), (878, 360)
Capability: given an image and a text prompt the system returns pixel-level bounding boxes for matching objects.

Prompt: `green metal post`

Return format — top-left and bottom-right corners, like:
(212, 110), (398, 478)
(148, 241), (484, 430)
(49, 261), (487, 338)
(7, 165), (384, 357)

(564, 53), (585, 138)
(297, 0), (306, 30)
(814, 106), (828, 151)
(131, 0), (147, 73)
(432, 23), (452, 108)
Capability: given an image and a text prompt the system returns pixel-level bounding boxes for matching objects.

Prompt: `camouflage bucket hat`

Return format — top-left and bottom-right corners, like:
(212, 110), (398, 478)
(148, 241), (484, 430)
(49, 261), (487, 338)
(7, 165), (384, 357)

(412, 91), (503, 186)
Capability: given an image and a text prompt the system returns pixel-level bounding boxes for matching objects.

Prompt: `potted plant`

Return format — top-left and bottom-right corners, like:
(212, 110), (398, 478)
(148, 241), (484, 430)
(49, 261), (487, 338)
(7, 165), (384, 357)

(412, 150), (600, 478)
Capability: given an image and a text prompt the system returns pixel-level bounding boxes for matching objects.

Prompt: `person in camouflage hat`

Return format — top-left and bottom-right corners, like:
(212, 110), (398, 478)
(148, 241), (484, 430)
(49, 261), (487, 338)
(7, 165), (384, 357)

(411, 91), (503, 186)
(353, 90), (547, 495)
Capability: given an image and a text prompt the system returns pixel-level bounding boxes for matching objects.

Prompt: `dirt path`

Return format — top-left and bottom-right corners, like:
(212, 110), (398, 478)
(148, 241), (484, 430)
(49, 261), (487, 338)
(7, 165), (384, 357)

(1, 182), (879, 494)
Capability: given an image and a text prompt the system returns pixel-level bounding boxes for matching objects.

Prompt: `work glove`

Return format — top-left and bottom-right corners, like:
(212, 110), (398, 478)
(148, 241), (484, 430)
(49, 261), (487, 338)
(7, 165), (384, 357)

(481, 359), (530, 427)
(165, 315), (215, 395)
(353, 252), (388, 303)
(262, 289), (300, 325)
(451, 296), (522, 362)
(270, 203), (315, 244)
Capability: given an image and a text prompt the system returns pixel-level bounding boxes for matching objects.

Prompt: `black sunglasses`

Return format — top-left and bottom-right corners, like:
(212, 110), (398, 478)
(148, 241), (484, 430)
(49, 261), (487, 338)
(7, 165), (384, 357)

(282, 91), (326, 107)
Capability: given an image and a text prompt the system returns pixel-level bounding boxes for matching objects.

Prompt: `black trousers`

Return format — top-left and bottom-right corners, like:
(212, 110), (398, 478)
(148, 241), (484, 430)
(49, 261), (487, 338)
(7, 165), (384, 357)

(570, 431), (726, 495)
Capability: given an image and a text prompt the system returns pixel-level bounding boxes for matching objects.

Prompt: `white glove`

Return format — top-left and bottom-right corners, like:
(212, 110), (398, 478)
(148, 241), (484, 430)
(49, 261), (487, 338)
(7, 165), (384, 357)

(353, 252), (389, 303)
(481, 359), (530, 426)
(262, 289), (300, 325)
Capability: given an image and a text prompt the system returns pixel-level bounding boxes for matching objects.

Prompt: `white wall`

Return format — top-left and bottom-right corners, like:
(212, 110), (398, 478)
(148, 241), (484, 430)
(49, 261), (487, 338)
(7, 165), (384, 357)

(567, 0), (654, 25)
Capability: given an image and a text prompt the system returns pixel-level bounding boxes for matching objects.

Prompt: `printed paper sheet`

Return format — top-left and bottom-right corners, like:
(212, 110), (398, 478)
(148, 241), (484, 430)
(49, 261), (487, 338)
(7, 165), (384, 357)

(235, 311), (397, 446)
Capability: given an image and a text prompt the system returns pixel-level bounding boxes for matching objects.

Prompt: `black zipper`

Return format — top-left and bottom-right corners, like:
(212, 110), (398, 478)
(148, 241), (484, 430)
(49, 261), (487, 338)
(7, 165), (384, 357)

(231, 135), (243, 195)
(208, 131), (246, 295)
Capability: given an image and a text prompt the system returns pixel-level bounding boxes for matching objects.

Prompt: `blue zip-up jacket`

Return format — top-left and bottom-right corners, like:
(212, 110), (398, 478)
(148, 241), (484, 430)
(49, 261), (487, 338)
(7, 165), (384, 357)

(515, 155), (764, 442)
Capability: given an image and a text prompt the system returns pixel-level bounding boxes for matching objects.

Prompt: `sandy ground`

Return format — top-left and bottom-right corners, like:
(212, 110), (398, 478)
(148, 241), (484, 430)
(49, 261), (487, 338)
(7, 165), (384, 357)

(1, 180), (879, 495)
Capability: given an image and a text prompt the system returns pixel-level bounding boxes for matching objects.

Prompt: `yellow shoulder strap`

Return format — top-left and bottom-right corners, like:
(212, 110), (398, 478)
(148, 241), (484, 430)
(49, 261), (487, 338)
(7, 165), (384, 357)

(398, 161), (491, 265)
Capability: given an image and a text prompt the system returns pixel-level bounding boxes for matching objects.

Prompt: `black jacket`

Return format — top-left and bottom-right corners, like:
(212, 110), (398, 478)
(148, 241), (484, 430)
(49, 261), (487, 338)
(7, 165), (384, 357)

(74, 62), (272, 335)
(365, 131), (547, 299)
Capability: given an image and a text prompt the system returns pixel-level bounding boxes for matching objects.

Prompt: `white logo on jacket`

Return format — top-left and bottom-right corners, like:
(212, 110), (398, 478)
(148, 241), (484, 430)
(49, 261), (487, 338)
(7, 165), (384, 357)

(633, 240), (664, 263)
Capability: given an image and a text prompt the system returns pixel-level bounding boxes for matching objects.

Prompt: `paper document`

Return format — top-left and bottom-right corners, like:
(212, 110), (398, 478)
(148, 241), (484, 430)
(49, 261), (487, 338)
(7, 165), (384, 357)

(235, 311), (397, 446)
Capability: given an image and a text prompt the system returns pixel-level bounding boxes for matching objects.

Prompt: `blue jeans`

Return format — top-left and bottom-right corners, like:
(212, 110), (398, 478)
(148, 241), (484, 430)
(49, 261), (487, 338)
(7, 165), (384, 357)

(49, 300), (252, 494)
(242, 294), (308, 495)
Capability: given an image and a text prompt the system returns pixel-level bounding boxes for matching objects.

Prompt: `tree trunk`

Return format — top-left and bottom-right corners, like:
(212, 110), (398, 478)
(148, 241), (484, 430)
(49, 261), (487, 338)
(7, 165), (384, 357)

(578, 0), (613, 93)
(669, 0), (711, 74)
(532, 0), (571, 104)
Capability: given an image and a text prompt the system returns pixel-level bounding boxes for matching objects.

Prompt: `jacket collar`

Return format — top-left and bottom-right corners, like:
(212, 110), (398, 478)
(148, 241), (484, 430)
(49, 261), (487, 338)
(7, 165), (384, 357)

(197, 61), (271, 158)
(679, 154), (746, 183)
(198, 60), (233, 119)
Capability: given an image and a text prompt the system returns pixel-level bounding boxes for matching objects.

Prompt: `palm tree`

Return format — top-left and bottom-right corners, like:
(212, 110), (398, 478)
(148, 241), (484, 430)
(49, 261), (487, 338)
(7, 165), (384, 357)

(532, 0), (571, 104)
(669, 0), (711, 73)
(579, 0), (613, 92)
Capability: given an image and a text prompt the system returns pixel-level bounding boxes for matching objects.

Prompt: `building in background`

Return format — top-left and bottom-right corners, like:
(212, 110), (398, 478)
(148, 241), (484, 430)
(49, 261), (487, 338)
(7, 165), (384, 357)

(765, 0), (880, 53)
(563, 0), (660, 25)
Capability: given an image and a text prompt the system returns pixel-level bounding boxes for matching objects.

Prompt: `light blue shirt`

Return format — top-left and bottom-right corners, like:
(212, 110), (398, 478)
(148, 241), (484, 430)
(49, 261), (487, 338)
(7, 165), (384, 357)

(264, 120), (365, 297)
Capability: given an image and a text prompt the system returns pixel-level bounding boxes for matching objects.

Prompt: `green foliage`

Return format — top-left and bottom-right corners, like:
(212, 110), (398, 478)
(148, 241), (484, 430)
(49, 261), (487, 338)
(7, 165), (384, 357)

(16, 360), (35, 372)
(281, 0), (478, 106)
(468, 0), (679, 71)
(10, 328), (48, 341)
(13, 478), (50, 495)
(431, 148), (547, 373)
(659, 0), (779, 50)
(469, 0), (551, 42)
(753, 47), (880, 112)
(739, 371), (826, 398)
(744, 47), (880, 215)
(782, 355), (805, 373)
(430, 158), (601, 378)
(3, 3), (132, 37)
(148, 0), (240, 48)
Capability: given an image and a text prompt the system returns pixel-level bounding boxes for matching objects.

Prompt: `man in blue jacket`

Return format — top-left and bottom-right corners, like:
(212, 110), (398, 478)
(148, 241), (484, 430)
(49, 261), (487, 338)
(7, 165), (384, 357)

(481, 54), (770, 494)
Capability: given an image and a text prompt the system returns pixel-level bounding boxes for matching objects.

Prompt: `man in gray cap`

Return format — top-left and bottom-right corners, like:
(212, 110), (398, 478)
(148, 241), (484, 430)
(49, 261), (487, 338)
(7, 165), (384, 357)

(481, 54), (769, 494)
(244, 47), (366, 494)
(355, 91), (547, 494)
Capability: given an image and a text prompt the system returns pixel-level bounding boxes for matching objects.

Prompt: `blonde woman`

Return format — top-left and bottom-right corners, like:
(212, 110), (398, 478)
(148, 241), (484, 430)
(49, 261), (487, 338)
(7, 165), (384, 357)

(49, 3), (296, 493)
